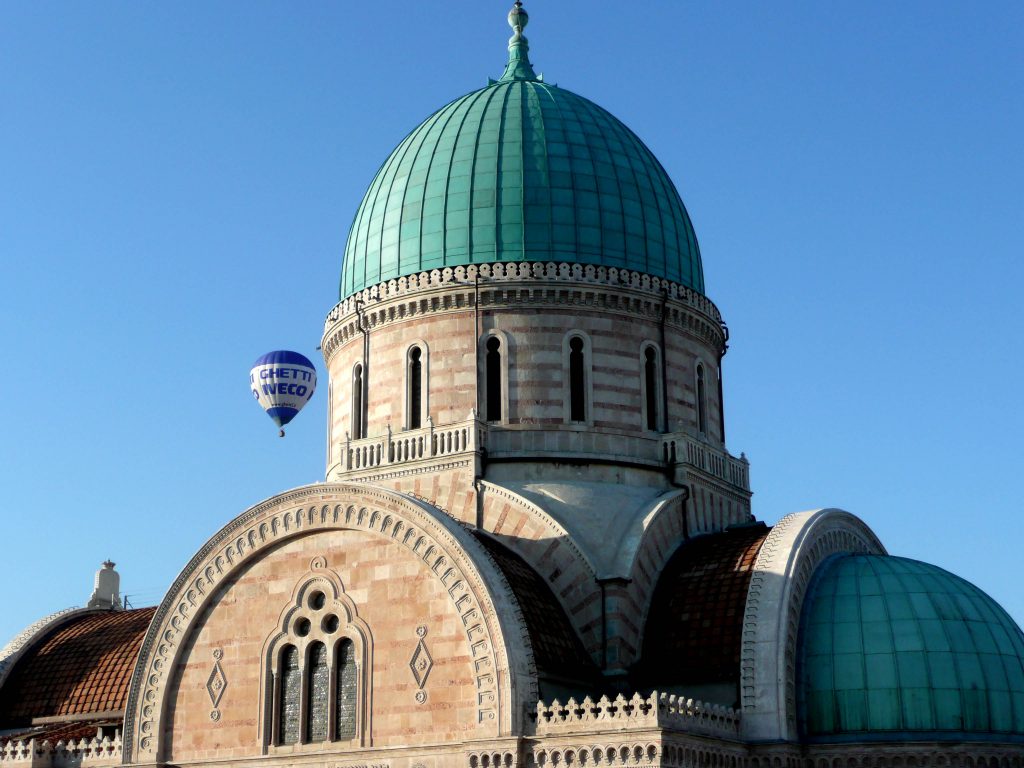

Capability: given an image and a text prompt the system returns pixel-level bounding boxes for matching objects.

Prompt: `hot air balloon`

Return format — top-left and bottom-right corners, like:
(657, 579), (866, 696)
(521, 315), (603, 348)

(250, 350), (317, 436)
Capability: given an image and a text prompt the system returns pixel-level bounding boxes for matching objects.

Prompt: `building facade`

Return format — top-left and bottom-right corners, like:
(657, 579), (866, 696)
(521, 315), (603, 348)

(3, 5), (1023, 766)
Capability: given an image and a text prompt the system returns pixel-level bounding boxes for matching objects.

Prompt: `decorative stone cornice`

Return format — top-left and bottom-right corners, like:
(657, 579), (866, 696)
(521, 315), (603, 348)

(321, 262), (726, 362)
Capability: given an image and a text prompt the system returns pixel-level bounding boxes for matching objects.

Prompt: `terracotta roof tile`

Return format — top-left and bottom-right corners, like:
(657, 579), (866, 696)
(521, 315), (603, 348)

(473, 532), (601, 689)
(0, 607), (155, 726)
(637, 525), (770, 691)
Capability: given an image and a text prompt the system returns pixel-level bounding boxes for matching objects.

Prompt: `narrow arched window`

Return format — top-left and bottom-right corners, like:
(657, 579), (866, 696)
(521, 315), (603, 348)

(696, 363), (708, 436)
(569, 336), (586, 422)
(335, 639), (357, 740)
(408, 347), (422, 429)
(486, 336), (502, 422)
(278, 645), (300, 745)
(645, 347), (658, 431)
(306, 642), (329, 742)
(352, 364), (364, 440)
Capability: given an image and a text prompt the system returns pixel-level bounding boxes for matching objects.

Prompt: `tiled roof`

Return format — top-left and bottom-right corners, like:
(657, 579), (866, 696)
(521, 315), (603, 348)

(473, 532), (601, 689)
(637, 524), (770, 690)
(0, 607), (155, 725)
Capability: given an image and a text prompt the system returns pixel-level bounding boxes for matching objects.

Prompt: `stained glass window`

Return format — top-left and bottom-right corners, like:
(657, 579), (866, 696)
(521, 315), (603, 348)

(336, 639), (357, 740)
(278, 645), (300, 745)
(306, 643), (329, 742)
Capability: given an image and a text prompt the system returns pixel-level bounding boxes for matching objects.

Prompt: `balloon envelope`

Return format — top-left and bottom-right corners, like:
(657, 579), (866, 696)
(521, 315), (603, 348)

(250, 350), (317, 428)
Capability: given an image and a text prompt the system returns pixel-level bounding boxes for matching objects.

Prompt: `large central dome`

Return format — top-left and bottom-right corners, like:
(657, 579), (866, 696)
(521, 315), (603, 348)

(339, 5), (704, 299)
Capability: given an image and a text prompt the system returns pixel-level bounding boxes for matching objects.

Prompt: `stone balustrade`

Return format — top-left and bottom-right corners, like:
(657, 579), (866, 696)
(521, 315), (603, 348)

(529, 692), (740, 738)
(0, 735), (122, 767)
(342, 414), (486, 474)
(337, 416), (750, 501)
(662, 433), (749, 492)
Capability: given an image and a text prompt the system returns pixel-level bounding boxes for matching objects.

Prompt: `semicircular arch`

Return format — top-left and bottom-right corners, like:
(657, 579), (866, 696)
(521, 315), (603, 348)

(123, 483), (537, 762)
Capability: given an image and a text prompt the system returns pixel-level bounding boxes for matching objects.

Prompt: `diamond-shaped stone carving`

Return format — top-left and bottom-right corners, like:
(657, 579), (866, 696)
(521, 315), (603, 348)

(206, 660), (227, 708)
(409, 638), (433, 689)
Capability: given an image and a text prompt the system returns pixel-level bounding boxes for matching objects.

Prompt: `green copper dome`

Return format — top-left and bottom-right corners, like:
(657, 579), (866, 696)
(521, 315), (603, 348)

(339, 4), (703, 299)
(798, 554), (1024, 741)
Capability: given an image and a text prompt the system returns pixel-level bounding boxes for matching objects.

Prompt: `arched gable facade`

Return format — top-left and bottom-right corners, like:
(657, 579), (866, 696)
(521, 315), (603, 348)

(123, 483), (539, 763)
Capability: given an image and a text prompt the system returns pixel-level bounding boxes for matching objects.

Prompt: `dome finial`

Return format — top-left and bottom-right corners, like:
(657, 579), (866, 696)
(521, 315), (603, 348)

(499, 0), (538, 82)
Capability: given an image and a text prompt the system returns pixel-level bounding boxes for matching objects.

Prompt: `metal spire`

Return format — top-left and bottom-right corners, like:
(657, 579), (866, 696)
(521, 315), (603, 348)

(499, 1), (538, 81)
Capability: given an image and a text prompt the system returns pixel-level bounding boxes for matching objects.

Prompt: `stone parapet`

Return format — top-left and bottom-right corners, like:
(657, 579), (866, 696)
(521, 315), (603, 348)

(332, 414), (486, 481)
(0, 736), (121, 768)
(662, 433), (750, 492)
(528, 692), (740, 740)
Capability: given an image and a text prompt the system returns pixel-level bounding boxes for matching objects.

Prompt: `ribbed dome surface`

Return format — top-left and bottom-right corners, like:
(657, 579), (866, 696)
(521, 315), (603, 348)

(798, 555), (1024, 741)
(340, 78), (704, 298)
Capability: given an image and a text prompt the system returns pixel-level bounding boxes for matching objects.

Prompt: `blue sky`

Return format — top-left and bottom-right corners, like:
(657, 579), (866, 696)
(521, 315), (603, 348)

(1, 1), (1022, 645)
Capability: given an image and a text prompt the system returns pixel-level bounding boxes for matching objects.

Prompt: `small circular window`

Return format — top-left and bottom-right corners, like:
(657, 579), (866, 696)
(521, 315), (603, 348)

(322, 614), (340, 633)
(308, 591), (326, 610)
(295, 617), (311, 637)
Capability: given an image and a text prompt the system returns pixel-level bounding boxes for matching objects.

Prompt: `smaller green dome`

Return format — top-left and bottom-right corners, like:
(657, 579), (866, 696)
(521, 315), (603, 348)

(799, 554), (1024, 741)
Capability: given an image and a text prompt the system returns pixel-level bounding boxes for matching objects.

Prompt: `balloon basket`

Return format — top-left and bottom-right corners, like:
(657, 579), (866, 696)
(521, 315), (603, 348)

(279, 429), (285, 438)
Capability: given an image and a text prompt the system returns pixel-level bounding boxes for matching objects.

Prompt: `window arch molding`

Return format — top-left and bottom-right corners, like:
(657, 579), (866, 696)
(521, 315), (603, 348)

(562, 330), (594, 426)
(260, 563), (373, 752)
(479, 329), (513, 425)
(639, 341), (664, 432)
(403, 340), (430, 431)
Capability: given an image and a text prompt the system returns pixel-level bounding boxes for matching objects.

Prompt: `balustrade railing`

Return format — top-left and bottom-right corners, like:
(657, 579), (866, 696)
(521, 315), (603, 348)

(342, 414), (486, 473)
(0, 734), (122, 766)
(661, 433), (749, 491)
(529, 691), (740, 738)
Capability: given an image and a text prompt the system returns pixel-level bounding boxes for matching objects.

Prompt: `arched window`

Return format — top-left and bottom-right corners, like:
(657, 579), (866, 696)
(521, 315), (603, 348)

(335, 639), (357, 740)
(265, 576), (372, 751)
(569, 336), (586, 422)
(644, 346), (660, 431)
(486, 336), (502, 422)
(696, 362), (708, 436)
(407, 346), (423, 429)
(278, 645), (300, 745)
(352, 363), (364, 440)
(306, 642), (329, 742)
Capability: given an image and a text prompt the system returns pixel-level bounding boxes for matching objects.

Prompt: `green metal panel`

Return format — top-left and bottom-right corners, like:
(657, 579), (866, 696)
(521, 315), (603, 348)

(798, 554), (1024, 741)
(338, 9), (703, 299)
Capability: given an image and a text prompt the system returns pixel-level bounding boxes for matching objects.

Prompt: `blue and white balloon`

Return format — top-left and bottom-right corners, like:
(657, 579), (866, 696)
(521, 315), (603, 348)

(250, 350), (317, 436)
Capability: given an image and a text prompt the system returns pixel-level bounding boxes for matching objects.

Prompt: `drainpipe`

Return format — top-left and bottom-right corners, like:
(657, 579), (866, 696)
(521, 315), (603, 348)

(659, 289), (669, 432)
(355, 298), (369, 438)
(717, 322), (729, 443)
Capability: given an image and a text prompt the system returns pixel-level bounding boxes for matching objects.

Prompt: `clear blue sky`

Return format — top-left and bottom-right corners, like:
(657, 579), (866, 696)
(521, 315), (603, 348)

(2, 2), (1022, 645)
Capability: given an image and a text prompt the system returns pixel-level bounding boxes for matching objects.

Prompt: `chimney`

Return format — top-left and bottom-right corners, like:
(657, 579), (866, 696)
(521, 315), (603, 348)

(87, 560), (122, 610)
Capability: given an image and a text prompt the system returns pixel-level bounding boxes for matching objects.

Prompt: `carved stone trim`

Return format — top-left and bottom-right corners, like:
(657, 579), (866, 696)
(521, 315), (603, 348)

(123, 483), (537, 761)
(322, 262), (725, 362)
(739, 508), (886, 743)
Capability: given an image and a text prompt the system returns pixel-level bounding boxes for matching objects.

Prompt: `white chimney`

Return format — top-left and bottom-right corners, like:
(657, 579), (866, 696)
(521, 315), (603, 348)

(87, 560), (122, 610)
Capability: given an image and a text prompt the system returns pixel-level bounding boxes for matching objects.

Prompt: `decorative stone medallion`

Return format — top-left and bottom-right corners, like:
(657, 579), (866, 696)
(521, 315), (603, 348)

(409, 626), (433, 700)
(206, 648), (227, 722)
